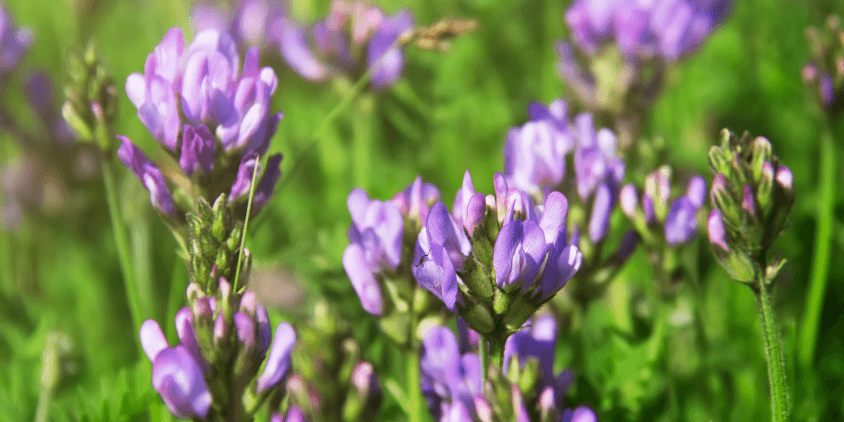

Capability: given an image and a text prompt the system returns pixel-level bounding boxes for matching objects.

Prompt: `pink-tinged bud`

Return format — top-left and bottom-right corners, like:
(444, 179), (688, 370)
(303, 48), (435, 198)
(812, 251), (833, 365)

(802, 63), (819, 82)
(539, 386), (556, 412)
(619, 183), (638, 218)
(219, 277), (232, 297)
(707, 209), (730, 253)
(742, 185), (756, 217)
(213, 314), (227, 344)
(234, 312), (255, 346)
(686, 175), (707, 208)
(776, 165), (793, 192)
(474, 396), (493, 422)
(193, 297), (213, 319)
(485, 194), (496, 210)
(239, 290), (257, 316)
(464, 193), (486, 236)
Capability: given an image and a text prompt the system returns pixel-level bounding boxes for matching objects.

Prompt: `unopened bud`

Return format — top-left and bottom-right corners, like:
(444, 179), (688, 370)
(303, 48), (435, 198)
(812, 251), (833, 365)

(619, 184), (638, 218)
(751, 137), (772, 182)
(776, 165), (793, 193)
(742, 185), (756, 218)
(707, 209), (730, 255)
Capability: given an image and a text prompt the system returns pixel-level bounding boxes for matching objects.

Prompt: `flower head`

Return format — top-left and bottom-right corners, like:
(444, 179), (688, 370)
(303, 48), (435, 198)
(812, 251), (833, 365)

(0, 5), (32, 78)
(278, 1), (414, 88)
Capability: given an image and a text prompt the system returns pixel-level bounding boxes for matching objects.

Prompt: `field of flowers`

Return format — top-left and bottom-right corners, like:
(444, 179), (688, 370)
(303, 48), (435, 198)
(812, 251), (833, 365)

(1, 0), (843, 421)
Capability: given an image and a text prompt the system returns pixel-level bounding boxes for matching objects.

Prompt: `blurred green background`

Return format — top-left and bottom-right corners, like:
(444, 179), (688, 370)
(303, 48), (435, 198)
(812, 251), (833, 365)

(1, 0), (843, 420)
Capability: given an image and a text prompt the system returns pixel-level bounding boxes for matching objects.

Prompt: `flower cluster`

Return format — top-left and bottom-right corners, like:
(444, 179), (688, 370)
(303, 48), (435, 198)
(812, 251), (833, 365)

(277, 0), (414, 88)
(140, 278), (297, 420)
(421, 319), (597, 422)
(119, 27), (283, 219)
(192, 0), (286, 52)
(620, 166), (707, 247)
(565, 0), (732, 62)
(803, 15), (844, 112)
(342, 176), (446, 345)
(503, 100), (631, 266)
(413, 170), (582, 336)
(706, 130), (794, 283)
(556, 1), (732, 150)
(0, 3), (32, 80)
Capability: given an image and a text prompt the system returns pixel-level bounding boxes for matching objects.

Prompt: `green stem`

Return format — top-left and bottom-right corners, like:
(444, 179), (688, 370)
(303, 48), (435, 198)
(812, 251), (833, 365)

(233, 153), (260, 292)
(479, 333), (489, 381)
(34, 385), (52, 422)
(406, 346), (423, 422)
(799, 122), (836, 368)
(489, 336), (506, 371)
(756, 274), (790, 422)
(101, 157), (145, 341)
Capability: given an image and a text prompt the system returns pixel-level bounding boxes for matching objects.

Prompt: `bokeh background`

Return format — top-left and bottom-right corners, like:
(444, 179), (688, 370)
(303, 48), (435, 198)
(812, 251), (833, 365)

(1, 0), (843, 420)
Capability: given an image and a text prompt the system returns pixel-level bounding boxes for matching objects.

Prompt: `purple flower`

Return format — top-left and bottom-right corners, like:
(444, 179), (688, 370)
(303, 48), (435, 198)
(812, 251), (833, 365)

(116, 136), (175, 215)
(562, 406), (599, 422)
(180, 124), (216, 176)
(504, 315), (574, 408)
(278, 0), (413, 88)
(504, 100), (576, 197)
(124, 27), (284, 208)
(192, 0), (287, 51)
(566, 0), (732, 61)
(24, 72), (74, 145)
(420, 326), (482, 420)
(256, 322), (297, 393)
(273, 407), (307, 422)
(139, 320), (212, 420)
(707, 208), (729, 253)
(342, 187), (405, 314)
(367, 10), (414, 88)
(413, 202), (471, 310)
(0, 5), (32, 77)
(664, 175), (706, 245)
(392, 175), (441, 227)
(493, 217), (548, 291)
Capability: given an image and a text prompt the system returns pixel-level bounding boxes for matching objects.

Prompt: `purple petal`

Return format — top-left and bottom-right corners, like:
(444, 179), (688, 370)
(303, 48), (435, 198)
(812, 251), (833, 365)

(664, 196), (698, 245)
(229, 152), (260, 201)
(140, 320), (169, 362)
(278, 18), (332, 81)
(343, 243), (383, 315)
(252, 153), (283, 209)
(494, 220), (523, 288)
(234, 312), (256, 346)
(179, 124), (216, 176)
(367, 10), (413, 88)
(588, 183), (613, 242)
(256, 303), (272, 354)
(151, 346), (211, 419)
(539, 191), (569, 247)
(686, 175), (707, 208)
(257, 322), (297, 393)
(175, 308), (207, 372)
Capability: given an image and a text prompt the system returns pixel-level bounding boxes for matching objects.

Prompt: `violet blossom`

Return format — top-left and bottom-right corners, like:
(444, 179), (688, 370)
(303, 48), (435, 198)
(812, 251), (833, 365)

(0, 4), (32, 79)
(278, 0), (414, 89)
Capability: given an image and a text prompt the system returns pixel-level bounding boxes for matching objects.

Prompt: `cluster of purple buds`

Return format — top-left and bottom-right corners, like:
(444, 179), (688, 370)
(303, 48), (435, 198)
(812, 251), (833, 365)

(803, 15), (844, 112)
(706, 130), (794, 283)
(192, 0), (286, 52)
(412, 169), (582, 337)
(0, 3), (32, 81)
(620, 166), (707, 247)
(119, 27), (283, 218)
(421, 323), (597, 422)
(565, 0), (732, 62)
(140, 278), (297, 421)
(278, 0), (414, 89)
(342, 176), (447, 345)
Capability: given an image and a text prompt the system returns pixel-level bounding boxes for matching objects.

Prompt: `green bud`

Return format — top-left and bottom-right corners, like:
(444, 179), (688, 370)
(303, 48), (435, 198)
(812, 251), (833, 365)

(61, 102), (93, 142)
(211, 194), (228, 242)
(462, 255), (495, 300)
(721, 249), (757, 284)
(756, 162), (774, 215)
(751, 137), (772, 180)
(459, 297), (495, 334)
(517, 357), (540, 399)
(502, 295), (538, 332)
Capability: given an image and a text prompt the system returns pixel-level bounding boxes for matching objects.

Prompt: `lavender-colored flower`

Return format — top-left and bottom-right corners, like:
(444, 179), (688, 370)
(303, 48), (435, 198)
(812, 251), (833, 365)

(139, 320), (212, 420)
(664, 175), (706, 245)
(278, 0), (414, 88)
(116, 136), (175, 215)
(504, 315), (574, 407)
(566, 0), (732, 61)
(342, 187), (404, 315)
(420, 326), (482, 420)
(572, 114), (624, 243)
(392, 175), (441, 227)
(707, 208), (729, 253)
(0, 4), (32, 77)
(192, 0), (287, 51)
(180, 124), (216, 176)
(562, 406), (599, 422)
(256, 322), (297, 393)
(123, 27), (284, 209)
(504, 99), (576, 198)
(24, 72), (74, 145)
(272, 406), (307, 422)
(414, 202), (471, 310)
